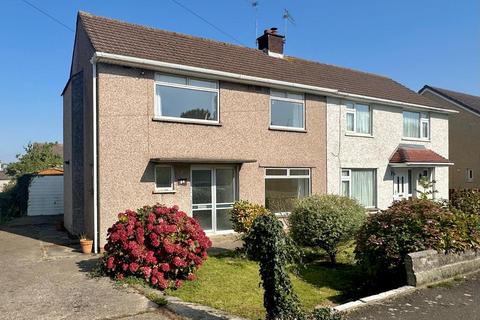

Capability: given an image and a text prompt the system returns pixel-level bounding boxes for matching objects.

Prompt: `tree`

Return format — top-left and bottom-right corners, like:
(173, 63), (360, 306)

(6, 142), (62, 177)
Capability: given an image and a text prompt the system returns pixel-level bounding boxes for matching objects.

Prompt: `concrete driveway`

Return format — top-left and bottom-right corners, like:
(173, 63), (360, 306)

(0, 216), (179, 320)
(347, 271), (480, 320)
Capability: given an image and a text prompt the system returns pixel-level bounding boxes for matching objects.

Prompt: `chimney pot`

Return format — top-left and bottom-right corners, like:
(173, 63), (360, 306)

(257, 27), (284, 57)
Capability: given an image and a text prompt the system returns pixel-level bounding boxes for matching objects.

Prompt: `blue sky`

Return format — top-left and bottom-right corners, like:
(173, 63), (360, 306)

(0, 0), (478, 163)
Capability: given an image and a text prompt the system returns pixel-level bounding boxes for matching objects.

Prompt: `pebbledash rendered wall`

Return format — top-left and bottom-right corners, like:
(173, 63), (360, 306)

(326, 97), (450, 210)
(96, 63), (327, 246)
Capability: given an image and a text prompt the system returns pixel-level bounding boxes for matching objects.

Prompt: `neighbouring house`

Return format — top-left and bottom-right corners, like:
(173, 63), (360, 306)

(27, 168), (64, 216)
(419, 86), (480, 189)
(62, 12), (454, 251)
(0, 170), (11, 192)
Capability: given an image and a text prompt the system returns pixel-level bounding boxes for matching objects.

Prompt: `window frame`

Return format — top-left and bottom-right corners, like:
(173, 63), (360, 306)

(264, 168), (311, 214)
(154, 73), (220, 125)
(154, 164), (175, 193)
(403, 111), (430, 140)
(340, 168), (377, 209)
(345, 101), (372, 136)
(269, 89), (306, 132)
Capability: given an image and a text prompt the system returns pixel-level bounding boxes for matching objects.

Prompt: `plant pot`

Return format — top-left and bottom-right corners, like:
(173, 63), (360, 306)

(80, 239), (93, 254)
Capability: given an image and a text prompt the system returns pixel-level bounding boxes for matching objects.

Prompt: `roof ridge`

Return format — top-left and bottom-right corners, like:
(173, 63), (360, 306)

(78, 11), (403, 83)
(430, 85), (480, 100)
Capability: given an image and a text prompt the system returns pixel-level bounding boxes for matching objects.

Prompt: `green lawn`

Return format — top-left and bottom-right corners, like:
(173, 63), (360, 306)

(167, 245), (362, 319)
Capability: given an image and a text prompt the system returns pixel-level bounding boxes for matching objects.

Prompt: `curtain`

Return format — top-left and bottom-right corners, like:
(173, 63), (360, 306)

(352, 170), (375, 207)
(355, 105), (370, 134)
(292, 102), (303, 128)
(403, 112), (419, 138)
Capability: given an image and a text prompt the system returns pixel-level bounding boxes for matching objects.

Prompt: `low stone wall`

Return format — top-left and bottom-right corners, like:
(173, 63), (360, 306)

(405, 249), (480, 286)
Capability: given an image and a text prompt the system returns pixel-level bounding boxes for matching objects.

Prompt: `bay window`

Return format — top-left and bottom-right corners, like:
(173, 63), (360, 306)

(270, 90), (305, 130)
(346, 102), (371, 135)
(403, 111), (429, 139)
(155, 73), (219, 123)
(265, 168), (310, 213)
(341, 169), (376, 208)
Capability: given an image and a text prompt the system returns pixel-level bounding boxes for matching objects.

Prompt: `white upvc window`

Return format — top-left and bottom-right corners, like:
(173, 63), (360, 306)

(346, 102), (372, 135)
(154, 165), (174, 192)
(466, 169), (474, 183)
(341, 169), (376, 208)
(403, 111), (430, 139)
(270, 90), (305, 131)
(154, 73), (219, 124)
(265, 168), (311, 213)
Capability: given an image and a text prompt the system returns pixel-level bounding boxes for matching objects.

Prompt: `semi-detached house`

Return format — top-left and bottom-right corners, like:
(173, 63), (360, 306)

(62, 12), (455, 252)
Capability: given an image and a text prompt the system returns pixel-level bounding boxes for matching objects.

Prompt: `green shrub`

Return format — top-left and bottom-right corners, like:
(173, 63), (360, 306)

(355, 198), (480, 283)
(230, 200), (271, 236)
(450, 189), (480, 215)
(245, 214), (302, 320)
(289, 195), (366, 264)
(307, 308), (343, 320)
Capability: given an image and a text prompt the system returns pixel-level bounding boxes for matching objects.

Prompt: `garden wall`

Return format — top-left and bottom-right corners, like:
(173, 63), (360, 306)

(405, 249), (480, 286)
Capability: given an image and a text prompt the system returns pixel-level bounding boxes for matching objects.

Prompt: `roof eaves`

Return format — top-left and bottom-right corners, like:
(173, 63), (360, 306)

(94, 51), (457, 114)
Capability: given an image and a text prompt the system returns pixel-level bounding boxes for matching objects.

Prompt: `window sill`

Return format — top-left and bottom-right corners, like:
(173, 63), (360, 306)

(153, 189), (176, 194)
(345, 132), (374, 138)
(402, 137), (431, 143)
(152, 117), (222, 126)
(269, 126), (307, 133)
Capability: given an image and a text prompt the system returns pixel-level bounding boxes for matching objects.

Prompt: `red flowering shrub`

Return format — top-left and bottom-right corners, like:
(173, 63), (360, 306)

(103, 204), (211, 290)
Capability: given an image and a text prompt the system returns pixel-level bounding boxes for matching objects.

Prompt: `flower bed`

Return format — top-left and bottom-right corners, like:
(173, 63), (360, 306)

(103, 204), (211, 290)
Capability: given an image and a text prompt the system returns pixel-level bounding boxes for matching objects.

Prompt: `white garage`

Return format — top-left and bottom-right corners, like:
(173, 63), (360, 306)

(27, 169), (64, 216)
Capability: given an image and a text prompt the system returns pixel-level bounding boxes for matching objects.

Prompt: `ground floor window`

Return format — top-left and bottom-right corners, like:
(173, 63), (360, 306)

(265, 168), (311, 213)
(341, 169), (376, 208)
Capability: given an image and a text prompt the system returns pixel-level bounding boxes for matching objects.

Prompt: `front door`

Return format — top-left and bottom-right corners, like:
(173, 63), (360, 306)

(393, 169), (411, 200)
(191, 167), (236, 233)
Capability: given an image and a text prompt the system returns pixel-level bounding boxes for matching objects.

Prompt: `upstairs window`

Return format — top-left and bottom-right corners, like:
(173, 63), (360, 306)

(155, 73), (219, 123)
(346, 102), (371, 135)
(270, 90), (305, 130)
(403, 111), (429, 139)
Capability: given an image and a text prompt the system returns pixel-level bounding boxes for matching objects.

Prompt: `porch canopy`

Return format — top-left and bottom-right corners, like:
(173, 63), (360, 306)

(150, 157), (257, 164)
(389, 145), (453, 167)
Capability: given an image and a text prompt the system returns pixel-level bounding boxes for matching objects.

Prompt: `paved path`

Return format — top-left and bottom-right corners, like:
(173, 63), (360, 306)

(347, 272), (480, 320)
(0, 216), (180, 320)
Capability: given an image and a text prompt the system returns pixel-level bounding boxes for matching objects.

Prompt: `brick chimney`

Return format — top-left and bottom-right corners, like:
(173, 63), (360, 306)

(257, 28), (285, 57)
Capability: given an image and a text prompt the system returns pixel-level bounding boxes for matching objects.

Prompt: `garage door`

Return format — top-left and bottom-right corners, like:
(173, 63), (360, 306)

(27, 175), (64, 216)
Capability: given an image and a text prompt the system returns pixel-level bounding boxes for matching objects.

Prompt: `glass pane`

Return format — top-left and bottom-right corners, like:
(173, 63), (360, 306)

(290, 169), (309, 176)
(271, 90), (286, 98)
(155, 166), (172, 189)
(355, 104), (371, 134)
(192, 170), (212, 204)
(342, 181), (350, 196)
(156, 85), (218, 121)
(342, 170), (350, 177)
(271, 99), (304, 128)
(193, 210), (212, 230)
(286, 92), (303, 101)
(216, 208), (233, 231)
(346, 102), (354, 109)
(156, 73), (187, 85)
(422, 122), (429, 138)
(346, 113), (355, 131)
(265, 178), (309, 213)
(189, 78), (217, 89)
(216, 168), (235, 203)
(403, 112), (420, 138)
(421, 112), (428, 119)
(266, 169), (288, 176)
(351, 170), (375, 207)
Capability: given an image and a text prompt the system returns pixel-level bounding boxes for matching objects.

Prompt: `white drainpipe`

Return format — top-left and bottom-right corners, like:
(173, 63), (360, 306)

(91, 57), (99, 254)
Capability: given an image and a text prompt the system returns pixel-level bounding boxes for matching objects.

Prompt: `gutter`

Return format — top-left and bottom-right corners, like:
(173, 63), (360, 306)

(91, 56), (99, 254)
(93, 52), (457, 115)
